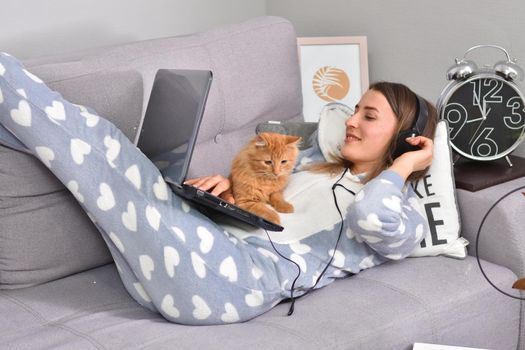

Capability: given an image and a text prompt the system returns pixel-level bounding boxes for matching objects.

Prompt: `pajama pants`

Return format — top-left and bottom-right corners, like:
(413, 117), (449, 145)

(0, 53), (363, 325)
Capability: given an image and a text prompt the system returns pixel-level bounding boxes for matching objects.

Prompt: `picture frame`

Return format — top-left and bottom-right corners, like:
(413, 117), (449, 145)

(297, 36), (369, 122)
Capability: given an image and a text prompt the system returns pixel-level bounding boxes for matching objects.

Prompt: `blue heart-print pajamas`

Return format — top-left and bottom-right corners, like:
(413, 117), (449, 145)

(0, 53), (429, 325)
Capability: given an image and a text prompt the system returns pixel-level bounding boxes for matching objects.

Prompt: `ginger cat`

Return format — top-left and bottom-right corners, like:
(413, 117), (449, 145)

(230, 132), (301, 225)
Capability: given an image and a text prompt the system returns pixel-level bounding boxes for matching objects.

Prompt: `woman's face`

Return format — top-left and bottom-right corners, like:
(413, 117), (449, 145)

(341, 89), (399, 174)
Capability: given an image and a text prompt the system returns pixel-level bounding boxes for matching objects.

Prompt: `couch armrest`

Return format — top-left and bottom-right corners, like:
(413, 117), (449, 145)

(457, 175), (525, 278)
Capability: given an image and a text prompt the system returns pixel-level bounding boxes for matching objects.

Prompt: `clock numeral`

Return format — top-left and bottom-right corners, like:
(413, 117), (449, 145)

(471, 79), (503, 108)
(444, 102), (467, 140)
(504, 96), (525, 130)
(470, 127), (499, 157)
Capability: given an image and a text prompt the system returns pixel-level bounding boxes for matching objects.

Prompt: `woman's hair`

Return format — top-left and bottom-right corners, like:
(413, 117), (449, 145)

(308, 81), (438, 182)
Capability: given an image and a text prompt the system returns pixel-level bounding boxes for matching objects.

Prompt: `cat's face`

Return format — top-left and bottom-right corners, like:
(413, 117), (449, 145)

(249, 133), (300, 177)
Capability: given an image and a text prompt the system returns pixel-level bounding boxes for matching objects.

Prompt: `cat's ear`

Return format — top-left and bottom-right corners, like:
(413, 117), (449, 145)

(286, 135), (301, 145)
(254, 134), (267, 147)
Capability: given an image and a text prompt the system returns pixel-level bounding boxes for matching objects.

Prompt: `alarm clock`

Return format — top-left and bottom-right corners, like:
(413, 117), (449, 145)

(437, 45), (525, 162)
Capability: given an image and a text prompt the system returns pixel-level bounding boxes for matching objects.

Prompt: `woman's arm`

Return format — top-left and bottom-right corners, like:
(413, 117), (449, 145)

(347, 170), (429, 259)
(388, 136), (433, 181)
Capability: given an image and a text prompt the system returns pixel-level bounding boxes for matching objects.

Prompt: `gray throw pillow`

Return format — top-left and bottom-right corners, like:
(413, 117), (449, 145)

(0, 70), (143, 289)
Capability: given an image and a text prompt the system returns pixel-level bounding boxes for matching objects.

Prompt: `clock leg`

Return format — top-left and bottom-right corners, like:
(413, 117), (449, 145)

(453, 154), (462, 165)
(505, 156), (514, 168)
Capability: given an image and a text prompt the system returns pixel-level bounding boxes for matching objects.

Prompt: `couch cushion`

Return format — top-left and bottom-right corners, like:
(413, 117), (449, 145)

(0, 69), (142, 289)
(0, 256), (518, 350)
(0, 145), (113, 289)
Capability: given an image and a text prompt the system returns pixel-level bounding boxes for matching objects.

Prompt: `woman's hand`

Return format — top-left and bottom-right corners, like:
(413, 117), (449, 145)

(389, 136), (433, 180)
(184, 175), (235, 204)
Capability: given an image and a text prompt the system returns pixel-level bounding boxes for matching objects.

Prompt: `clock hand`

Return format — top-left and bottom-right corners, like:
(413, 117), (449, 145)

(466, 117), (485, 123)
(468, 105), (491, 145)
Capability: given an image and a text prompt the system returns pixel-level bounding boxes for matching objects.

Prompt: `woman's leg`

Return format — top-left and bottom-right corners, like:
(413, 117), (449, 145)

(0, 53), (284, 325)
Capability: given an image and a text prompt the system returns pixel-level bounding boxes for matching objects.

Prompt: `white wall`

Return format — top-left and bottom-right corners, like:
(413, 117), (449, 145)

(1, 0), (266, 59)
(267, 0), (525, 157)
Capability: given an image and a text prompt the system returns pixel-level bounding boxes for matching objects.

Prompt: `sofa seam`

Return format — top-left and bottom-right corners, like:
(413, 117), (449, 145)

(352, 276), (438, 341)
(249, 319), (326, 348)
(0, 292), (105, 349)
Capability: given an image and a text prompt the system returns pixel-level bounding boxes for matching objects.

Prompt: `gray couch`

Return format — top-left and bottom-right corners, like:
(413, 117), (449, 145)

(1, 16), (524, 350)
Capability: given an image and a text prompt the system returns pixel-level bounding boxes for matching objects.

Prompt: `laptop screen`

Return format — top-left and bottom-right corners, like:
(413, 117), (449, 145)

(137, 69), (213, 185)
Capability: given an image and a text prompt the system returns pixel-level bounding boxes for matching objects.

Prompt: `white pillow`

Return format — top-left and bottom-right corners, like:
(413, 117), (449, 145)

(317, 103), (468, 259)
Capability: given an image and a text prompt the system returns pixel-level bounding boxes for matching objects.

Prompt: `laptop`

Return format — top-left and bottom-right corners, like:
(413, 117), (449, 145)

(137, 69), (284, 232)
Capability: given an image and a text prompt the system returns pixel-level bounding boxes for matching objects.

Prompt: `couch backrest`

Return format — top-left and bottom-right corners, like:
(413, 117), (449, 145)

(25, 15), (303, 177)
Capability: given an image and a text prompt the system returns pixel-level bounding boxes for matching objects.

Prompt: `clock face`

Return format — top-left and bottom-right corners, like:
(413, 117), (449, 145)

(440, 74), (525, 160)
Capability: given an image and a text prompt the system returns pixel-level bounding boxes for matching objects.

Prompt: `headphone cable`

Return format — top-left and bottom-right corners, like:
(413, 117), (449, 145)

(264, 168), (355, 316)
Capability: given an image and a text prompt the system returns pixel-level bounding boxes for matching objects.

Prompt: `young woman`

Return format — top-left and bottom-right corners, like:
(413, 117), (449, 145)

(0, 53), (435, 325)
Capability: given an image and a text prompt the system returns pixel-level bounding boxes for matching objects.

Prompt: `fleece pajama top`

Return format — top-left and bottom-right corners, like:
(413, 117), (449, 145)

(0, 52), (429, 325)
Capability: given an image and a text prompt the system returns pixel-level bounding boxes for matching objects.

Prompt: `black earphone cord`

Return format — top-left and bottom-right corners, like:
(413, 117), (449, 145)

(264, 168), (355, 316)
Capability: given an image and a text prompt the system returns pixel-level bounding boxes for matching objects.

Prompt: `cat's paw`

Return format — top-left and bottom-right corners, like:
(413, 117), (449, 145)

(259, 209), (281, 225)
(274, 201), (294, 213)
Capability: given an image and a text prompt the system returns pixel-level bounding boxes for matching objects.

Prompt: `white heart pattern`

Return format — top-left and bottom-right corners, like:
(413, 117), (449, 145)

(359, 255), (375, 269)
(35, 146), (55, 168)
(192, 295), (212, 320)
(388, 237), (407, 248)
(122, 201), (137, 232)
(219, 256), (238, 282)
(197, 226), (214, 254)
(385, 253), (403, 260)
(139, 254), (155, 280)
(414, 223), (424, 243)
(382, 195), (402, 213)
(11, 100), (31, 127)
(66, 180), (84, 203)
(245, 289), (264, 307)
(145, 205), (161, 231)
(70, 138), (91, 165)
(109, 232), (125, 253)
(16, 89), (27, 98)
(171, 226), (186, 243)
(45, 100), (66, 124)
(164, 246), (180, 278)
(104, 136), (120, 168)
(251, 266), (264, 280)
(360, 234), (383, 244)
(289, 241), (311, 255)
(328, 249), (346, 268)
(0, 62), (5, 76)
(161, 294), (180, 318)
(125, 164), (141, 190)
(191, 252), (206, 279)
(257, 248), (279, 263)
(300, 156), (313, 166)
(355, 190), (365, 202)
(133, 282), (151, 302)
(181, 201), (191, 213)
(357, 213), (383, 232)
(23, 69), (43, 83)
(345, 227), (356, 239)
(153, 175), (169, 201)
(78, 106), (99, 127)
(221, 303), (240, 323)
(0, 87), (3, 104)
(290, 253), (307, 272)
(96, 183), (116, 211)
